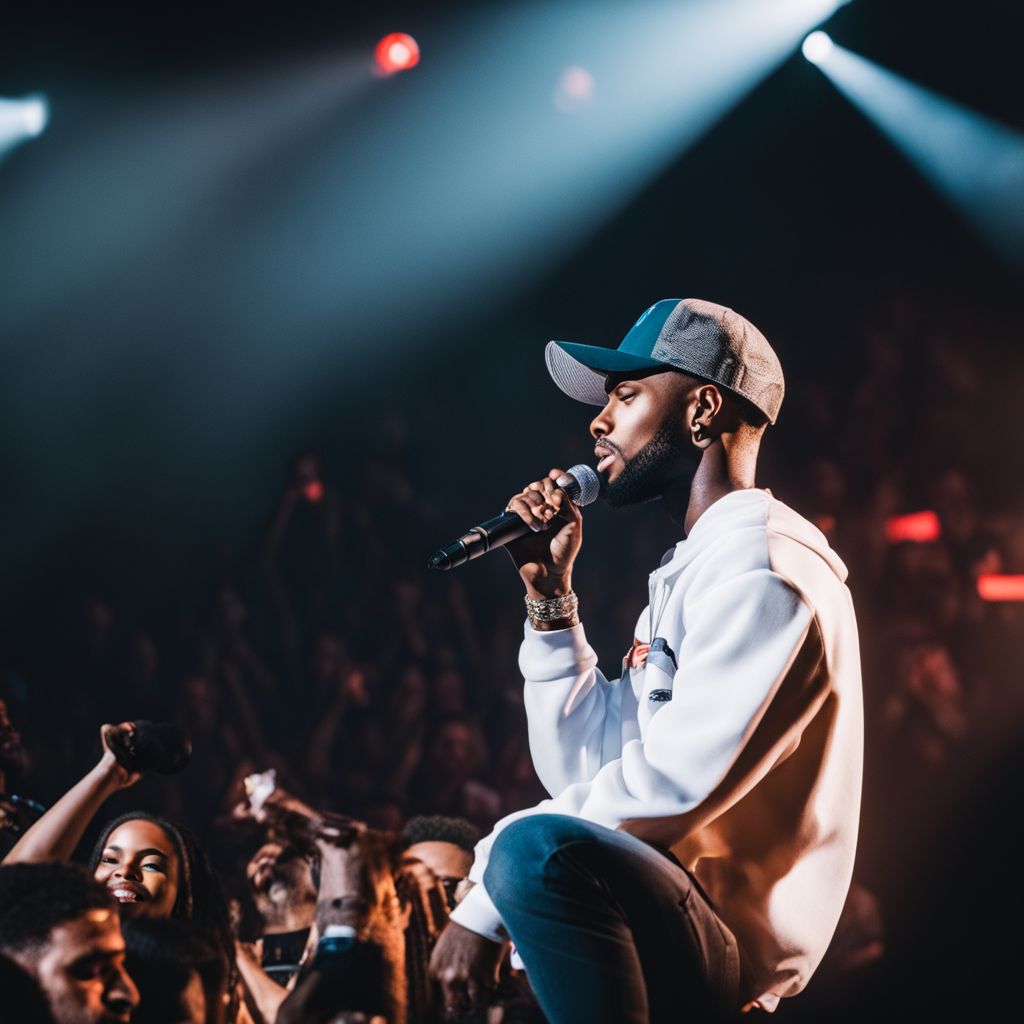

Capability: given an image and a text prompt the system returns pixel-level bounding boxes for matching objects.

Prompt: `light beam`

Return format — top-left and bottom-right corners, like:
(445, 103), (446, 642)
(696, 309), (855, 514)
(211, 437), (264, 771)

(807, 42), (1024, 267)
(0, 93), (49, 158)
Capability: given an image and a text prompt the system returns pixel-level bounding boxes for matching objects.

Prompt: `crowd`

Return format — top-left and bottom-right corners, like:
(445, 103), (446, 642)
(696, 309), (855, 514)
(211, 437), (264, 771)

(1, 293), (1021, 1022)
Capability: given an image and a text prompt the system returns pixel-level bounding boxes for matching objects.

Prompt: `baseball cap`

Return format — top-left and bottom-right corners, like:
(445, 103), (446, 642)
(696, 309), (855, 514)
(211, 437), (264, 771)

(545, 298), (785, 424)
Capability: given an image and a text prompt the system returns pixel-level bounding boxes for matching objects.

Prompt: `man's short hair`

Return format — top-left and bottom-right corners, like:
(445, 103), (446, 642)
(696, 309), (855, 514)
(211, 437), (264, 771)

(730, 390), (770, 431)
(674, 370), (769, 431)
(402, 815), (480, 853)
(0, 863), (114, 958)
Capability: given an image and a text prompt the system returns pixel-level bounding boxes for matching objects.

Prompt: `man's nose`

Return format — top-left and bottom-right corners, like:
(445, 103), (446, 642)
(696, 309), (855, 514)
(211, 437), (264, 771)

(590, 402), (613, 439)
(107, 968), (140, 1012)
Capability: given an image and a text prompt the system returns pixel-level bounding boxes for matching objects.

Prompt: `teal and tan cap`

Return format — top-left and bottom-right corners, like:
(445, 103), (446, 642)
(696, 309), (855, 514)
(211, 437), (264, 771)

(545, 298), (785, 425)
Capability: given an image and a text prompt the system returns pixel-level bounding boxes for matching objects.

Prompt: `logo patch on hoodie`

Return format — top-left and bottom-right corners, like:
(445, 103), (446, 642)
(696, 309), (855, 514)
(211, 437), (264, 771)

(625, 637), (678, 674)
(647, 637), (678, 675)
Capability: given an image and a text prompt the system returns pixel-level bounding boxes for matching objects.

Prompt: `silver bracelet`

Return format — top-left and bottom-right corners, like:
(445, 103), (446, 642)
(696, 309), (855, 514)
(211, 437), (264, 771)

(525, 590), (579, 626)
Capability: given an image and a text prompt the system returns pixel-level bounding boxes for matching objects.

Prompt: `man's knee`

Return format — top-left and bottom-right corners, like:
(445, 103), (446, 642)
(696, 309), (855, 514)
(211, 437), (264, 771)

(484, 814), (603, 908)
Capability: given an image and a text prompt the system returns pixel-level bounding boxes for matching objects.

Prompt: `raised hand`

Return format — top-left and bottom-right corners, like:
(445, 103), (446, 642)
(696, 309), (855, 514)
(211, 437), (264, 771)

(504, 468), (584, 600)
(428, 919), (505, 1020)
(98, 723), (143, 789)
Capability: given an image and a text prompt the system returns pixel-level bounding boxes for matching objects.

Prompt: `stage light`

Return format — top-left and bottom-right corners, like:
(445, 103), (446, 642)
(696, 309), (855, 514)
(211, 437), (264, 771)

(802, 31), (833, 64)
(885, 510), (941, 543)
(21, 94), (49, 136)
(0, 93), (49, 157)
(375, 33), (420, 75)
(977, 575), (1024, 602)
(808, 42), (1024, 267)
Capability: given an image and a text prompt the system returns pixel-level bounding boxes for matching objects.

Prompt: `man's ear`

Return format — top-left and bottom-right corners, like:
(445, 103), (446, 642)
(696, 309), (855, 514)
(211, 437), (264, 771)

(690, 384), (722, 448)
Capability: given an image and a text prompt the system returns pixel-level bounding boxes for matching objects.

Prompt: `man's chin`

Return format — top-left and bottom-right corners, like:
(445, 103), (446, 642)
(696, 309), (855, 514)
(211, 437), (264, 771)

(606, 486), (662, 509)
(605, 473), (668, 508)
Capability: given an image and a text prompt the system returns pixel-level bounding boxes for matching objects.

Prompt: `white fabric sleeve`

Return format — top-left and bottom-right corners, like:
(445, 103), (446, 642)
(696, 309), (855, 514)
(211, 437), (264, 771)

(447, 879), (506, 942)
(519, 620), (624, 797)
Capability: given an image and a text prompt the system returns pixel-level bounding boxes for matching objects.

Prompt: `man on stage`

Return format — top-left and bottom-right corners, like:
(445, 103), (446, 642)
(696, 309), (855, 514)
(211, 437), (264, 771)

(429, 298), (863, 1021)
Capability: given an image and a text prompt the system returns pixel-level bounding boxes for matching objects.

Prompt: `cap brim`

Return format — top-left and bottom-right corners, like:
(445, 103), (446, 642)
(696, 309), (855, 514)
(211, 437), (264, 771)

(545, 341), (666, 406)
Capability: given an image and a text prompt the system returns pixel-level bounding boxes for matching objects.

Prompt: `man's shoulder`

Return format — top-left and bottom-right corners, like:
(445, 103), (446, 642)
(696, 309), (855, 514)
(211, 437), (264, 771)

(687, 490), (777, 569)
(682, 491), (847, 596)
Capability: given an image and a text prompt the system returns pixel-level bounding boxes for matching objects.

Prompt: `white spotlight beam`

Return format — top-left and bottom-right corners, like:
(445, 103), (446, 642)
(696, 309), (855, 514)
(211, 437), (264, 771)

(225, 0), (850, 350)
(810, 44), (1024, 268)
(0, 94), (49, 159)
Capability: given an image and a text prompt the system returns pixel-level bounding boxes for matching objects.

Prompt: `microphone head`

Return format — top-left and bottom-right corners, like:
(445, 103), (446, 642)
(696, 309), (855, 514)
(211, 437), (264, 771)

(557, 464), (601, 507)
(107, 721), (193, 775)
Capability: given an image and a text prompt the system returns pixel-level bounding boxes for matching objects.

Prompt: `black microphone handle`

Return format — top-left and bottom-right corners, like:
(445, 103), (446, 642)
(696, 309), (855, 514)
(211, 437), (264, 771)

(427, 511), (529, 571)
(427, 464), (599, 572)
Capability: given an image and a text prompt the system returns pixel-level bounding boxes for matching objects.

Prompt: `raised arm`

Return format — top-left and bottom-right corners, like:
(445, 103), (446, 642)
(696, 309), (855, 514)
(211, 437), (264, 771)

(505, 468), (626, 796)
(2, 724), (139, 864)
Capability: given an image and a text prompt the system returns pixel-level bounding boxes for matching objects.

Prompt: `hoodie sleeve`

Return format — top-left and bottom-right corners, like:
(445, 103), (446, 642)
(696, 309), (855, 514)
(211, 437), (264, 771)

(450, 567), (819, 942)
(518, 620), (627, 798)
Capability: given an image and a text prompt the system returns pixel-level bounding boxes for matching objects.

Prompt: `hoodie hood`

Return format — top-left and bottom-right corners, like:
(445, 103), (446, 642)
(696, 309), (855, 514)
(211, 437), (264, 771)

(654, 488), (849, 585)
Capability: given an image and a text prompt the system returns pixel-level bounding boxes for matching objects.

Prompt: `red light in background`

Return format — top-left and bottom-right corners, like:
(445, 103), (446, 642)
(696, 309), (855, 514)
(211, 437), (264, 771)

(885, 510), (941, 543)
(375, 33), (420, 75)
(303, 480), (325, 503)
(813, 514), (837, 536)
(977, 574), (1024, 602)
(554, 65), (595, 112)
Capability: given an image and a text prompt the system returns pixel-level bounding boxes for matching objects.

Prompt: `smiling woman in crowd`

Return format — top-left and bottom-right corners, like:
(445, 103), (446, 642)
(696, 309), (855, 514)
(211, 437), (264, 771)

(2, 724), (238, 1018)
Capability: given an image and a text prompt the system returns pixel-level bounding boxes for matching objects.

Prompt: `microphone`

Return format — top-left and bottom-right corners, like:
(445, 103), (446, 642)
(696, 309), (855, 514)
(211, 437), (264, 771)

(428, 464), (600, 571)
(104, 721), (193, 775)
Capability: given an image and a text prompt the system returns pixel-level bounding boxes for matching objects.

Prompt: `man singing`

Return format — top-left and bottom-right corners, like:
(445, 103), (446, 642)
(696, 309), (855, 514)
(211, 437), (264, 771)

(429, 299), (863, 1021)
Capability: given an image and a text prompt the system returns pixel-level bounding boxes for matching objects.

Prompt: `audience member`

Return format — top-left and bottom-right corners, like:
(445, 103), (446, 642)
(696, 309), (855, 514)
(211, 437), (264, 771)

(401, 815), (478, 911)
(0, 862), (139, 1024)
(1, 696), (44, 858)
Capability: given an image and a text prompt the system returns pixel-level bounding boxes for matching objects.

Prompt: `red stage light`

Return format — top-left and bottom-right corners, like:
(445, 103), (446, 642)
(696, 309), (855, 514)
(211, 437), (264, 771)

(885, 510), (941, 543)
(977, 574), (1024, 602)
(303, 480), (325, 503)
(375, 33), (420, 75)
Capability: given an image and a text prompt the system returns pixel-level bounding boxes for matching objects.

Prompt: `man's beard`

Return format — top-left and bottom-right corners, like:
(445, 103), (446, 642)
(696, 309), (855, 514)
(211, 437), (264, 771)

(606, 418), (697, 509)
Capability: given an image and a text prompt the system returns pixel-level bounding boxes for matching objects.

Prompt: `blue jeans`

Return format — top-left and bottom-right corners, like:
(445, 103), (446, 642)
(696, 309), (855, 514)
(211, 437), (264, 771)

(484, 815), (740, 1024)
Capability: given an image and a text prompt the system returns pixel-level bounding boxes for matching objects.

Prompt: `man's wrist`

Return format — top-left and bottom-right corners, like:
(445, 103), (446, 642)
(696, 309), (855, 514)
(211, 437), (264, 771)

(529, 616), (578, 632)
(95, 751), (128, 788)
(523, 575), (572, 601)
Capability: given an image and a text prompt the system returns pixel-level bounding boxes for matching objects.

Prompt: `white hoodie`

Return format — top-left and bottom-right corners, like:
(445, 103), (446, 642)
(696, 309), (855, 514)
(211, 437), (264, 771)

(450, 488), (863, 1011)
